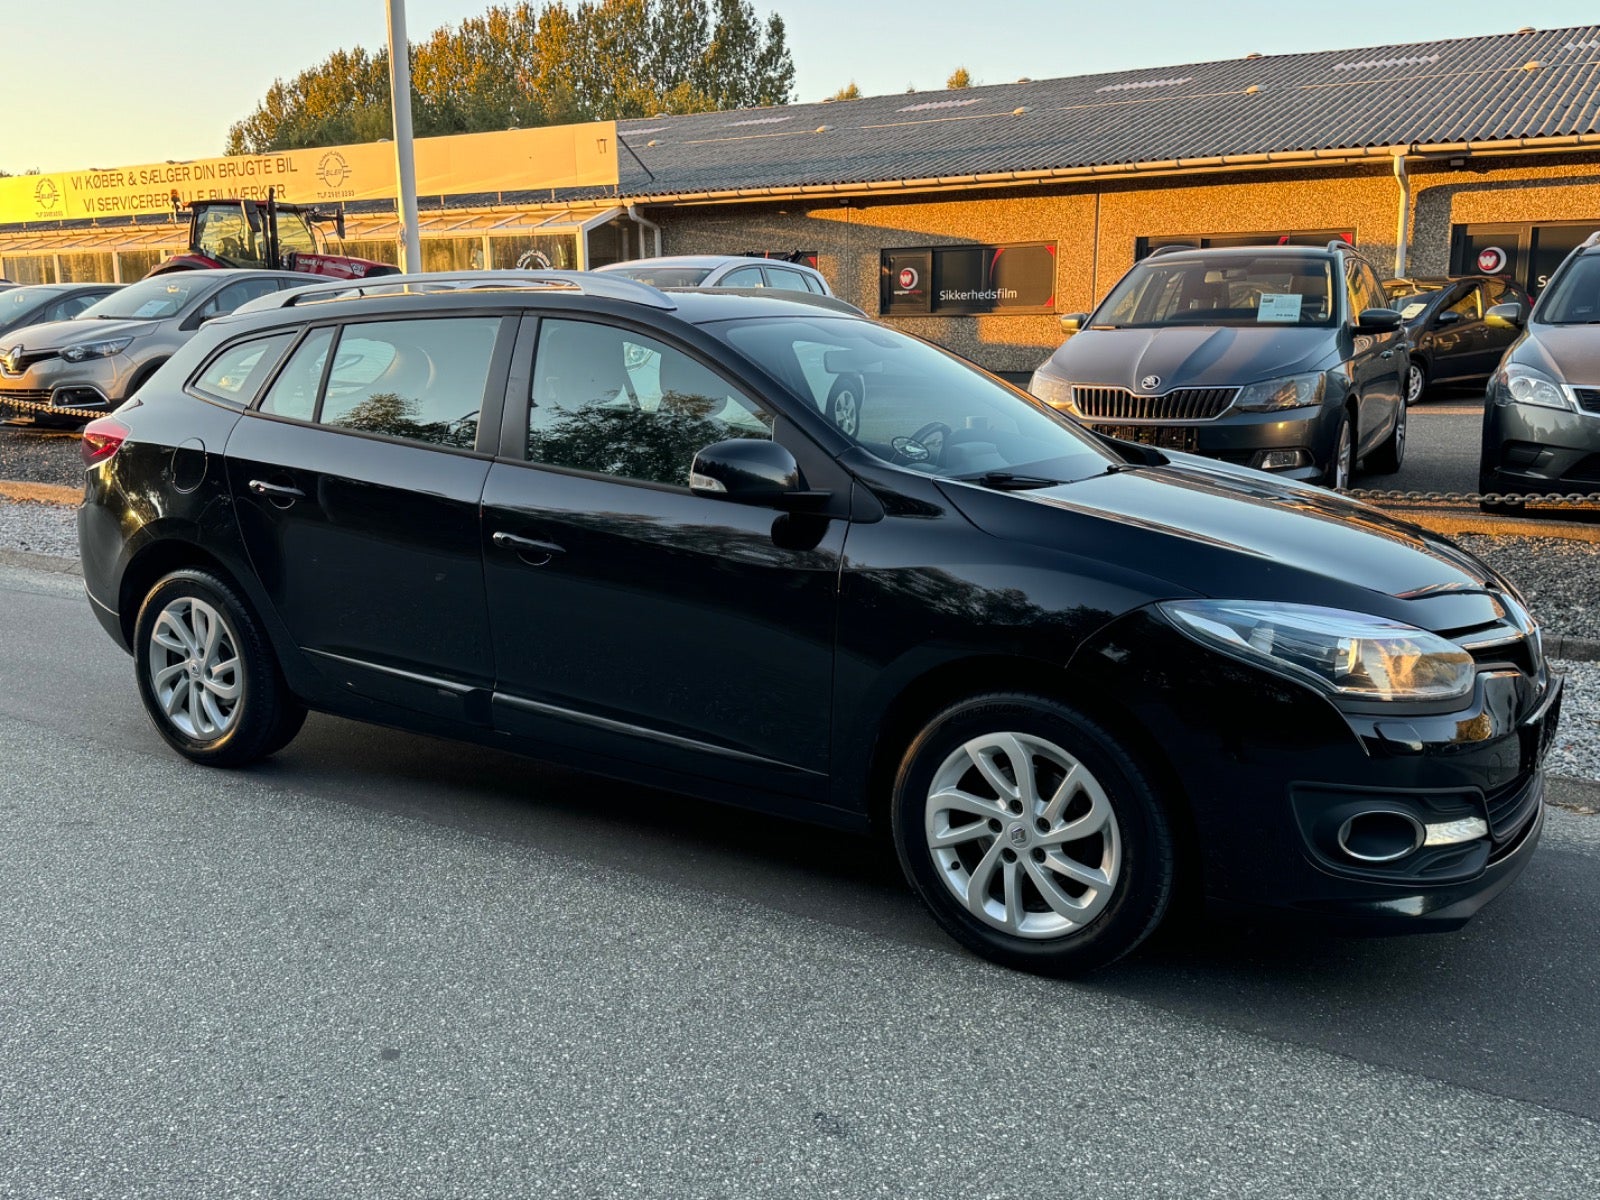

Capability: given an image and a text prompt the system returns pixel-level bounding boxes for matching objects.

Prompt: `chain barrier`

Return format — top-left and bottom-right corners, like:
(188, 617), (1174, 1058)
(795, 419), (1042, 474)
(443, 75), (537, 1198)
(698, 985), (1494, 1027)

(0, 393), (96, 420)
(1346, 488), (1600, 510)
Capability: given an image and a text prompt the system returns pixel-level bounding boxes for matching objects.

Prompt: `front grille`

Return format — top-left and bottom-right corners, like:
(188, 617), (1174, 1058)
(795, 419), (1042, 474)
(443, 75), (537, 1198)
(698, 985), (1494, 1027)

(1574, 387), (1600, 414)
(1072, 386), (1237, 422)
(0, 388), (53, 405)
(1485, 773), (1543, 843)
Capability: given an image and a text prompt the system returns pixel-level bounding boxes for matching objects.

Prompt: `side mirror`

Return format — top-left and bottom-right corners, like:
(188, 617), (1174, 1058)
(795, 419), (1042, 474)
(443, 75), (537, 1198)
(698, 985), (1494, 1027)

(1059, 312), (1089, 334)
(689, 439), (831, 511)
(1357, 307), (1403, 333)
(1434, 310), (1463, 327)
(1485, 301), (1526, 329)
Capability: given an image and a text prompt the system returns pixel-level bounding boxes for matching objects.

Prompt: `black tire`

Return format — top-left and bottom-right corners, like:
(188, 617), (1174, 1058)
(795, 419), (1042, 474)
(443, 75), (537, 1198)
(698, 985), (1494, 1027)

(825, 373), (864, 438)
(132, 569), (305, 767)
(1367, 396), (1407, 475)
(891, 693), (1176, 976)
(1324, 410), (1356, 490)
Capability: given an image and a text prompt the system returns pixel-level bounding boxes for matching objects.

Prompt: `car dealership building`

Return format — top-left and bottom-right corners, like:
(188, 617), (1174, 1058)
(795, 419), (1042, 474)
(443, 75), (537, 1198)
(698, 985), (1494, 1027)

(2, 24), (1597, 372)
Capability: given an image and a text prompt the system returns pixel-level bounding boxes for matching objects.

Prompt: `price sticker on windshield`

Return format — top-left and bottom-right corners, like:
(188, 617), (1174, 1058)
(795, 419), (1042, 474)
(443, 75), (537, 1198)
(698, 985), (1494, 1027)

(1257, 293), (1303, 323)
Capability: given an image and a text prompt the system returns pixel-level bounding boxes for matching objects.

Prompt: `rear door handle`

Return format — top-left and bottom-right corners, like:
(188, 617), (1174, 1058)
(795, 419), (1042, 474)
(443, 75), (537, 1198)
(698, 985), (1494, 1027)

(492, 531), (565, 565)
(248, 479), (305, 500)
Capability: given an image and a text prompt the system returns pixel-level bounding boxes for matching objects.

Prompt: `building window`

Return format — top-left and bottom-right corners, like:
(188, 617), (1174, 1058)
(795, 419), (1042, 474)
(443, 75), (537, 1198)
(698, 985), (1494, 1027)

(1450, 221), (1599, 296)
(1, 255), (56, 285)
(880, 243), (1057, 315)
(57, 252), (115, 283)
(1136, 231), (1355, 259)
(338, 239), (400, 267)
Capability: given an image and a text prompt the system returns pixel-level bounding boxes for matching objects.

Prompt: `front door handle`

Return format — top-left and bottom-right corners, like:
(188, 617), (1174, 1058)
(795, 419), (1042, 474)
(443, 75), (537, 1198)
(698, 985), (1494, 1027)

(248, 479), (305, 500)
(1380, 349), (1394, 359)
(492, 531), (565, 565)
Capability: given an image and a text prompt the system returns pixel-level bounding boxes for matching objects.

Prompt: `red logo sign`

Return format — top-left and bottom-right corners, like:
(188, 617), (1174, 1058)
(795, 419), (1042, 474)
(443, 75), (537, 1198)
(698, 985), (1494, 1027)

(898, 267), (919, 290)
(1476, 246), (1508, 274)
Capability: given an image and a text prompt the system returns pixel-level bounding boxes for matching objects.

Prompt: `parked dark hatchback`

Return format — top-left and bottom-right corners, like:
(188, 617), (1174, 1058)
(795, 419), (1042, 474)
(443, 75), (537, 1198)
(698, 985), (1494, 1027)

(1480, 232), (1600, 506)
(79, 272), (1558, 975)
(1030, 244), (1408, 491)
(1383, 275), (1530, 404)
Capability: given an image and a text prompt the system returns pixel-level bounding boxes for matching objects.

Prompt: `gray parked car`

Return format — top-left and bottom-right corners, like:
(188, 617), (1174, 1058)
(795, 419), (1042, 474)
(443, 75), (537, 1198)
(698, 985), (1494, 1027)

(596, 255), (833, 295)
(1479, 231), (1600, 510)
(0, 269), (302, 424)
(0, 282), (120, 341)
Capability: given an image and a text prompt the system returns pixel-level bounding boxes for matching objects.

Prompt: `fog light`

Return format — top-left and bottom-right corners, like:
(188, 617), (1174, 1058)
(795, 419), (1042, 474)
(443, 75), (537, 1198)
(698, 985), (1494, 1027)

(1423, 816), (1489, 846)
(1254, 449), (1311, 471)
(1336, 810), (1425, 863)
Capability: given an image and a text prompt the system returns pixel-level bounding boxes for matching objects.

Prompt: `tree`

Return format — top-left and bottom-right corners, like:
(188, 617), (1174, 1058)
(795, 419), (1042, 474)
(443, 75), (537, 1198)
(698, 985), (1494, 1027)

(947, 67), (971, 89)
(225, 0), (796, 154)
(827, 81), (861, 101)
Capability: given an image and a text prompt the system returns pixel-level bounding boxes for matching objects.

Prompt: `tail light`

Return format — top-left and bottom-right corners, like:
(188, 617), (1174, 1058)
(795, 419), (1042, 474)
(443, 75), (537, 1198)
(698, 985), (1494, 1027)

(81, 417), (130, 466)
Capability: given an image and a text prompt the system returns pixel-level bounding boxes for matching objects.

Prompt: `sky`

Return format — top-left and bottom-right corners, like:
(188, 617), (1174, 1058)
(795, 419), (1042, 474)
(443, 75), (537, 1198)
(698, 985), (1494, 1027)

(5, 0), (1598, 174)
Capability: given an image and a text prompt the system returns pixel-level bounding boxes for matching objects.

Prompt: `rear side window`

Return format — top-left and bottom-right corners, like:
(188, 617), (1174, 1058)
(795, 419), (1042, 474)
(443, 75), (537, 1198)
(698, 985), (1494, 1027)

(721, 266), (765, 287)
(765, 268), (811, 292)
(318, 317), (500, 449)
(192, 332), (296, 405)
(259, 327), (333, 421)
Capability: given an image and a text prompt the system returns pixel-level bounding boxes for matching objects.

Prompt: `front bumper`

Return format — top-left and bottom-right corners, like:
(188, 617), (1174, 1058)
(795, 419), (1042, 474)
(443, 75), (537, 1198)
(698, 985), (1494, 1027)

(1071, 610), (1560, 934)
(1481, 399), (1600, 492)
(1071, 404), (1343, 482)
(0, 354), (131, 415)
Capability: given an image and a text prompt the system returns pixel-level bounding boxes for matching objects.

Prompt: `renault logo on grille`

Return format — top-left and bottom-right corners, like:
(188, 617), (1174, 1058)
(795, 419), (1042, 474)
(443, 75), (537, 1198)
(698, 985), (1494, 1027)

(1139, 374), (1161, 391)
(0, 346), (21, 375)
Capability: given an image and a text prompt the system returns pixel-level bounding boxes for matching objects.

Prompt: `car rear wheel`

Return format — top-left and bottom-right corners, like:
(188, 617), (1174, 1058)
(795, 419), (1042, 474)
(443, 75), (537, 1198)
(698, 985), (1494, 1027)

(1405, 360), (1427, 405)
(826, 373), (863, 437)
(133, 569), (304, 767)
(891, 694), (1176, 976)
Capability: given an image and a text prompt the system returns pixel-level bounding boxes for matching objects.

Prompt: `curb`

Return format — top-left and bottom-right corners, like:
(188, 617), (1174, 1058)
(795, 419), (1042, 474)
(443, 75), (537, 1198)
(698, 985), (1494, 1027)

(1547, 634), (1600, 663)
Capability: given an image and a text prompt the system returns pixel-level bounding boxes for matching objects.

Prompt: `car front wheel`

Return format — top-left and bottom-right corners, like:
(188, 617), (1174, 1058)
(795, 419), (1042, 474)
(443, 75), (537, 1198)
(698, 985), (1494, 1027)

(892, 694), (1176, 976)
(133, 569), (304, 767)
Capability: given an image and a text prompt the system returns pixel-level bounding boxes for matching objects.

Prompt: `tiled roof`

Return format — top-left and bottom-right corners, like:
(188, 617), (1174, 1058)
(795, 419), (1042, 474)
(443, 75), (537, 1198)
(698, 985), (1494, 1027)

(611, 25), (1600, 197)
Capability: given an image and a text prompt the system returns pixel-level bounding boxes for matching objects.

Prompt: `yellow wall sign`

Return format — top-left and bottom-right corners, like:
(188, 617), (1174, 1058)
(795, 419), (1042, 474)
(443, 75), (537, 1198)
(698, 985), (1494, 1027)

(0, 122), (619, 225)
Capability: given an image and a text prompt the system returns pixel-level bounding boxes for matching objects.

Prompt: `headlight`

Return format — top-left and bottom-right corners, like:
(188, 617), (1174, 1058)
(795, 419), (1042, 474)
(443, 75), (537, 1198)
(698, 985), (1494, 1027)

(60, 337), (134, 363)
(1159, 599), (1475, 703)
(1233, 372), (1326, 413)
(1028, 368), (1075, 412)
(1491, 362), (1573, 411)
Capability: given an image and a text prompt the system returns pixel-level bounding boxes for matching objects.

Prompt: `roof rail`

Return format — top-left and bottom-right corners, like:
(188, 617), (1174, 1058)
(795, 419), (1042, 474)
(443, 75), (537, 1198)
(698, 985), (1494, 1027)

(1147, 243), (1198, 258)
(1582, 230), (1600, 250)
(1326, 239), (1352, 254)
(233, 270), (678, 316)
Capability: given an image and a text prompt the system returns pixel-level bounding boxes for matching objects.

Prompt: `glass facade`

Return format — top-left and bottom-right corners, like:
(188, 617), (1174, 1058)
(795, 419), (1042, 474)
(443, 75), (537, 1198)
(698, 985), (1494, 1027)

(1450, 221), (1600, 296)
(488, 234), (578, 270)
(1, 255), (55, 284)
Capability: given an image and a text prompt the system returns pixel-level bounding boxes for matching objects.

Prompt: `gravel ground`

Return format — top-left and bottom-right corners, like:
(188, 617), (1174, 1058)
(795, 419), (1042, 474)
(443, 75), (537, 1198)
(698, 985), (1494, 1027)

(0, 498), (78, 557)
(1455, 533), (1600, 641)
(0, 425), (83, 490)
(1549, 660), (1600, 784)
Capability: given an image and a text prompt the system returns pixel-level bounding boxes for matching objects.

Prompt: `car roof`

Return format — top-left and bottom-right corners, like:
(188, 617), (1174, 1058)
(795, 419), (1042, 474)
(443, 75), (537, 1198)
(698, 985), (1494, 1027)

(597, 255), (817, 272)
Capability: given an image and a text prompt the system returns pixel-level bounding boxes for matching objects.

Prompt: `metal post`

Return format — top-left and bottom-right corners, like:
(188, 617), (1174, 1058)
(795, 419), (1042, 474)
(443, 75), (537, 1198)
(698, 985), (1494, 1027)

(1392, 152), (1410, 279)
(386, 0), (423, 273)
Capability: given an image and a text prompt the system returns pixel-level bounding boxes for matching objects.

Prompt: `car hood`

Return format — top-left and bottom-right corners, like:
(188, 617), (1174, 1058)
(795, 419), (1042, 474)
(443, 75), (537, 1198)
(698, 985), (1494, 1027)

(3, 316), (156, 352)
(1041, 325), (1334, 390)
(937, 455), (1520, 633)
(1512, 323), (1600, 381)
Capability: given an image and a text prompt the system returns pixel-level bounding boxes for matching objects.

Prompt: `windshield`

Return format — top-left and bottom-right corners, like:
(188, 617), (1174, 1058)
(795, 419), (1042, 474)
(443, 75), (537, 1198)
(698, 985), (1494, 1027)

(716, 316), (1118, 483)
(1535, 254), (1600, 324)
(1390, 290), (1442, 320)
(603, 266), (712, 288)
(0, 288), (53, 323)
(80, 277), (206, 321)
(1094, 254), (1337, 328)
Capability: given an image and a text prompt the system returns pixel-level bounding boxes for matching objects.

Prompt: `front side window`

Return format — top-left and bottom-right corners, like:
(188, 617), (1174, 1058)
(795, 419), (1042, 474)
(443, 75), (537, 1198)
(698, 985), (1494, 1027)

(197, 277), (287, 321)
(1444, 286), (1481, 321)
(527, 319), (773, 486)
(192, 333), (295, 405)
(1096, 254), (1336, 328)
(319, 317), (500, 449)
(717, 316), (1117, 484)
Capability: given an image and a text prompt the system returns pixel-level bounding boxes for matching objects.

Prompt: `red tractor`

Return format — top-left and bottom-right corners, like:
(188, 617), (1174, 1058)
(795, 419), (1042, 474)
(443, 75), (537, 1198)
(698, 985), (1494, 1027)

(146, 189), (400, 280)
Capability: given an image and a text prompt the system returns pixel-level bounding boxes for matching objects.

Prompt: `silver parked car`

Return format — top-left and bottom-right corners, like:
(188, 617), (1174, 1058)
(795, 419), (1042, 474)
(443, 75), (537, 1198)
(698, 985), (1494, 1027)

(0, 269), (302, 424)
(596, 254), (833, 295)
(0, 282), (120, 342)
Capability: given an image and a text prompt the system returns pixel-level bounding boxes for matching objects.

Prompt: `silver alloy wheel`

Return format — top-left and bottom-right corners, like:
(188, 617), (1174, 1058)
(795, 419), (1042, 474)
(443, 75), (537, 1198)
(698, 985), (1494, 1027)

(1406, 362), (1425, 405)
(147, 596), (243, 742)
(1333, 418), (1353, 490)
(1392, 398), (1407, 465)
(833, 390), (859, 436)
(925, 731), (1122, 940)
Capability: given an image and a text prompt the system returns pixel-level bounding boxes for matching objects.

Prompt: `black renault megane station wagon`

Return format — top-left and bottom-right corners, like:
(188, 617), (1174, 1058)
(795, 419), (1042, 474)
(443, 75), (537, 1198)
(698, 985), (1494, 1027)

(78, 272), (1560, 975)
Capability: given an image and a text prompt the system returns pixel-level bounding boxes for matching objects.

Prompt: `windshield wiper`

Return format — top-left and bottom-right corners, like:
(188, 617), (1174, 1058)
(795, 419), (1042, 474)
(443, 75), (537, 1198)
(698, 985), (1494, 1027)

(964, 471), (1063, 491)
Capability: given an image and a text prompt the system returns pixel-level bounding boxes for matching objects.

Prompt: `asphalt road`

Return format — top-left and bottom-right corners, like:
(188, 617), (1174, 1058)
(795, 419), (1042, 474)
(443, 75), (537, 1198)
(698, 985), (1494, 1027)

(1383, 388), (1483, 496)
(4, 561), (1600, 1198)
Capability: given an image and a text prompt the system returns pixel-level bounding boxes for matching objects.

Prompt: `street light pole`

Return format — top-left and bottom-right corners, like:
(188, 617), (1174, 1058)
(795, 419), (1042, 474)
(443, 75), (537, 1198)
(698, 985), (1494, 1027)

(385, 0), (422, 273)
